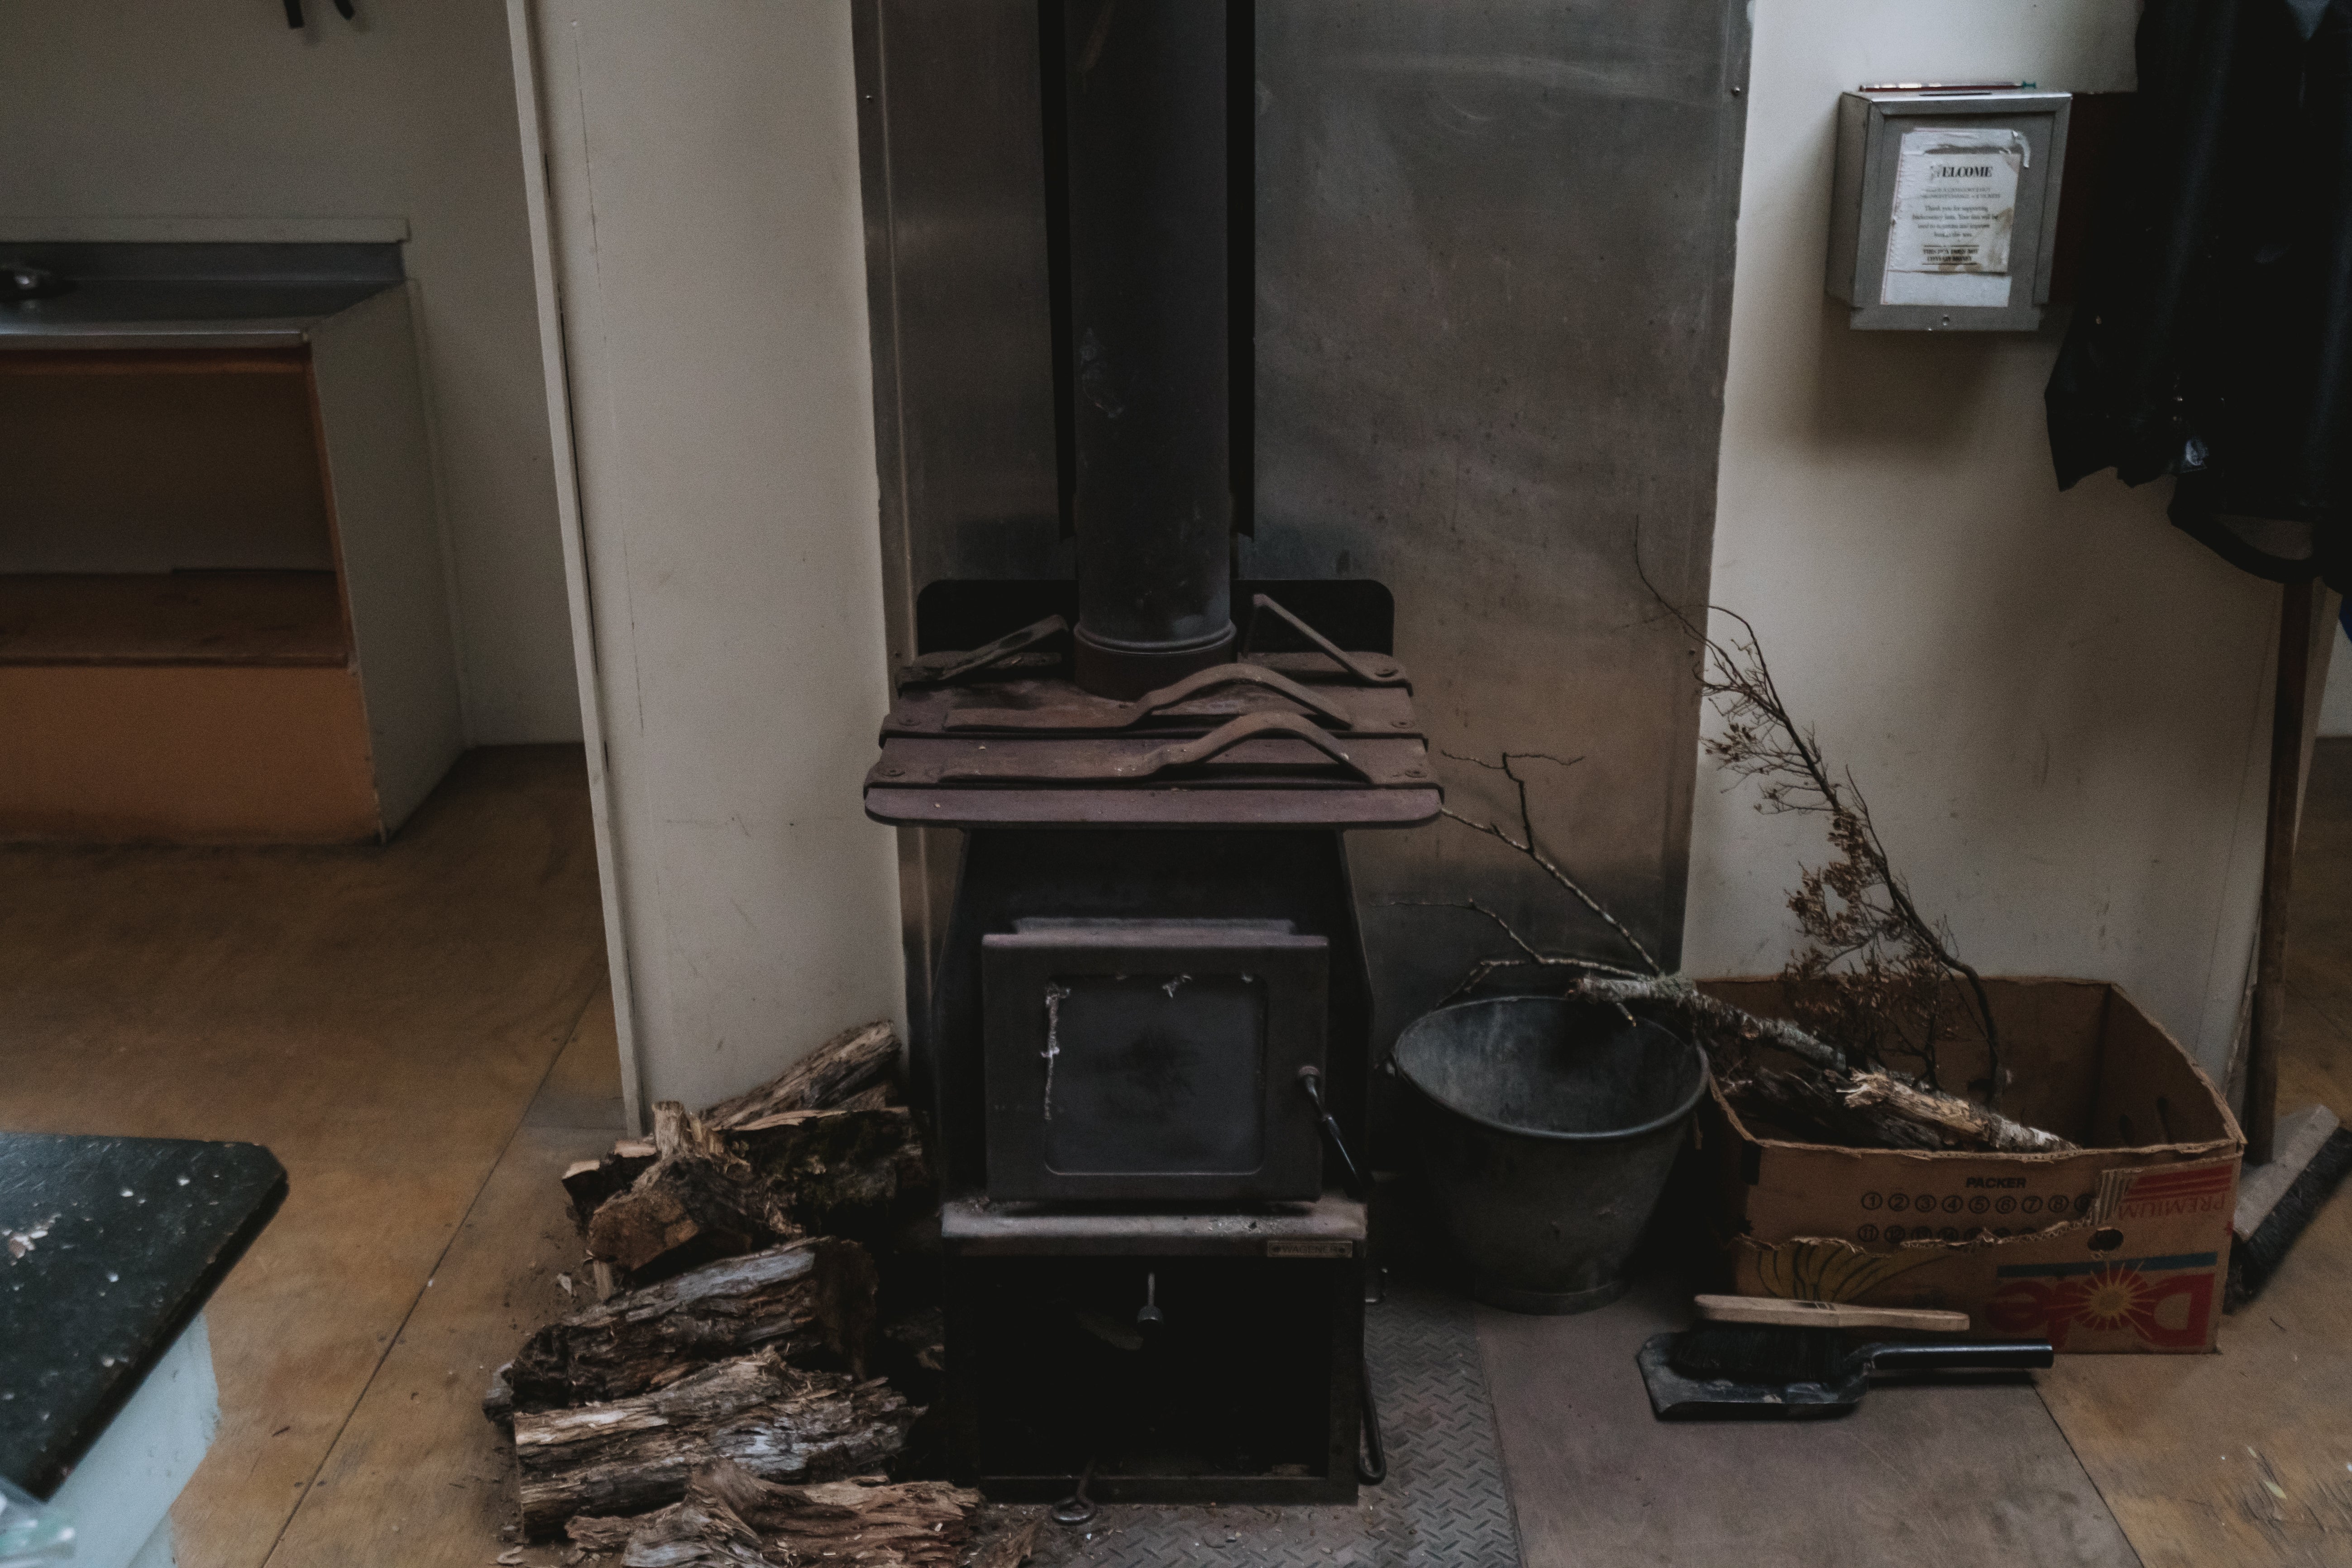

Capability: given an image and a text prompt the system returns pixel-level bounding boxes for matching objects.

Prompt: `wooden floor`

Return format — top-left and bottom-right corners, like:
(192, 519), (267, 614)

(1481, 738), (2352, 1568)
(0, 746), (618, 1568)
(2034, 739), (2352, 1568)
(8, 741), (2351, 1566)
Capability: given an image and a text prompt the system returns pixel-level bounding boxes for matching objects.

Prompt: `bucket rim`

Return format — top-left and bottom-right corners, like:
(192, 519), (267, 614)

(1390, 993), (1710, 1144)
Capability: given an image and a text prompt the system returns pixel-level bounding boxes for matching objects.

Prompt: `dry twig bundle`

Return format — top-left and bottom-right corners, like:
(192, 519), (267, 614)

(1674, 600), (2006, 1104)
(1399, 597), (2068, 1152)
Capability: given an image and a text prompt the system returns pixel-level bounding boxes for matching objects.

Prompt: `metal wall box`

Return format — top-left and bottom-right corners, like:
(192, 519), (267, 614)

(1827, 88), (2072, 331)
(982, 918), (1328, 1204)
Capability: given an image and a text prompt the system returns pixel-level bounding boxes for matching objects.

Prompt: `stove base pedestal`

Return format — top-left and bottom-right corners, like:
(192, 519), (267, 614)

(940, 1196), (1367, 1505)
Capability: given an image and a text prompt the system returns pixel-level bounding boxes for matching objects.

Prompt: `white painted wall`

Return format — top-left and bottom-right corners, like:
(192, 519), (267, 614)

(0, 0), (580, 744)
(1684, 1), (2280, 1081)
(516, 0), (906, 1117)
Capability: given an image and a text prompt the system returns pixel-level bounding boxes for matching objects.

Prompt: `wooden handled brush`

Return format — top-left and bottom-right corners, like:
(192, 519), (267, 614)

(1690, 1295), (1969, 1332)
(1659, 1294), (2047, 1399)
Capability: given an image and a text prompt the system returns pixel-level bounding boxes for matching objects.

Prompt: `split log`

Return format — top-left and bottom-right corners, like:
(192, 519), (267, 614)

(703, 1021), (900, 1130)
(569, 1486), (778, 1566)
(730, 1106), (932, 1229)
(1576, 974), (1845, 1071)
(714, 1470), (979, 1567)
(833, 1081), (898, 1113)
(514, 1350), (914, 1538)
(565, 1141), (658, 1230)
(586, 1103), (930, 1279)
(583, 1105), (785, 1277)
(502, 1239), (878, 1415)
(571, 1461), (982, 1567)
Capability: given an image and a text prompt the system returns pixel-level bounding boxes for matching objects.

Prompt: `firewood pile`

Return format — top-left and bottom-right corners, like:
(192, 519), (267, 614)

(484, 1021), (1041, 1568)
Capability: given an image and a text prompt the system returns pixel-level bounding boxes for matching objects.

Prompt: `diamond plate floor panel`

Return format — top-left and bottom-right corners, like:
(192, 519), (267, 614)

(1019, 1279), (1522, 1568)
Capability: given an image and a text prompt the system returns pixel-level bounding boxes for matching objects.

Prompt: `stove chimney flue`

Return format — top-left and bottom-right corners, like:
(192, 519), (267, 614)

(1058, 0), (1237, 699)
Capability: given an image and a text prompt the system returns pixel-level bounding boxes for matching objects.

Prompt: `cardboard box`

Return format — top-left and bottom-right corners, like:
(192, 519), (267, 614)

(1699, 977), (2242, 1352)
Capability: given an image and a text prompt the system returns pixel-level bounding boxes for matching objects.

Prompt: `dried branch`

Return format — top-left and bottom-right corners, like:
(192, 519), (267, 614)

(1433, 751), (1665, 978)
(1635, 566), (2004, 1108)
(1388, 897), (1650, 1004)
(1576, 975), (2071, 1153)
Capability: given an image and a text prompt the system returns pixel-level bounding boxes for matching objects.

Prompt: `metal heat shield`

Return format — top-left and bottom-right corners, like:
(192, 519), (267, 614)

(982, 918), (1328, 1204)
(851, 2), (1754, 1148)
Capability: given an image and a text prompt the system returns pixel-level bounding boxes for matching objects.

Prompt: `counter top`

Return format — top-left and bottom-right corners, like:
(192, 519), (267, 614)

(0, 1133), (285, 1497)
(0, 278), (398, 351)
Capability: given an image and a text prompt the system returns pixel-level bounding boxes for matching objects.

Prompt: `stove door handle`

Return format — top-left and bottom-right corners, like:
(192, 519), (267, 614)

(1118, 711), (1371, 780)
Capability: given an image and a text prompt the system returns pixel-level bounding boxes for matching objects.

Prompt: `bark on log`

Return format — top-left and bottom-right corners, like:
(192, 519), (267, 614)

(834, 1081), (899, 1113)
(1721, 1066), (2077, 1154)
(1841, 1071), (2076, 1154)
(569, 1461), (981, 1567)
(569, 1490), (778, 1566)
(708, 1462), (978, 1565)
(503, 1239), (878, 1415)
(1722, 1066), (1946, 1151)
(514, 1351), (914, 1538)
(585, 1104), (931, 1279)
(703, 1021), (900, 1130)
(584, 1104), (786, 1276)
(730, 1107), (932, 1229)
(566, 1142), (658, 1231)
(1583, 975), (2074, 1153)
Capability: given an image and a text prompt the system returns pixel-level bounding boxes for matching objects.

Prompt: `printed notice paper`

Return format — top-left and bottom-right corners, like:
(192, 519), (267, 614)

(1880, 126), (2026, 308)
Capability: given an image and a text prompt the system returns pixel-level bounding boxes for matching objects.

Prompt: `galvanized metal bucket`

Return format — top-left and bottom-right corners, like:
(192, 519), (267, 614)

(1393, 995), (1706, 1314)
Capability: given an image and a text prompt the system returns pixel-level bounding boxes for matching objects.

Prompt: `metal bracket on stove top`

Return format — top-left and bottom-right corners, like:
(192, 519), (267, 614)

(902, 614), (1069, 685)
(1242, 594), (1409, 687)
(866, 598), (1439, 827)
(945, 661), (1355, 733)
(1120, 711), (1372, 780)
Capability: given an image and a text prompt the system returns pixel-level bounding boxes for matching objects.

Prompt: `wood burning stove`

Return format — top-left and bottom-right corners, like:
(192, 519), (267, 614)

(859, 0), (1436, 1507)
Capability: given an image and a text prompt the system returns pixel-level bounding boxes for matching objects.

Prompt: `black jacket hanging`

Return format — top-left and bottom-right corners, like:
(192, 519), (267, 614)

(2046, 0), (2352, 590)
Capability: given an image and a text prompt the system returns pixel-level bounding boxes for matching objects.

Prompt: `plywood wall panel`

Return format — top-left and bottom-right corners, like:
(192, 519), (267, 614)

(0, 665), (379, 843)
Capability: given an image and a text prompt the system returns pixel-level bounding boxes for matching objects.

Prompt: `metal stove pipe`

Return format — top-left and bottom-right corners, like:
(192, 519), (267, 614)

(1058, 0), (1237, 698)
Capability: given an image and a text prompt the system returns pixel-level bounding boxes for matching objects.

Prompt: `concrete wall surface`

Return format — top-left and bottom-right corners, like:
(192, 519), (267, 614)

(2323, 617), (2352, 737)
(1684, 0), (2278, 1080)
(520, 0), (905, 1114)
(0, 0), (579, 744)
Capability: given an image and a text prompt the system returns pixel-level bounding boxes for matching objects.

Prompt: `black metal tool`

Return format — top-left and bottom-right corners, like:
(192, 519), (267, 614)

(1356, 1348), (1386, 1484)
(1136, 1271), (1163, 1328)
(1052, 1459), (1097, 1526)
(1636, 1330), (2053, 1420)
(1298, 1066), (1386, 1485)
(1298, 1066), (1365, 1199)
